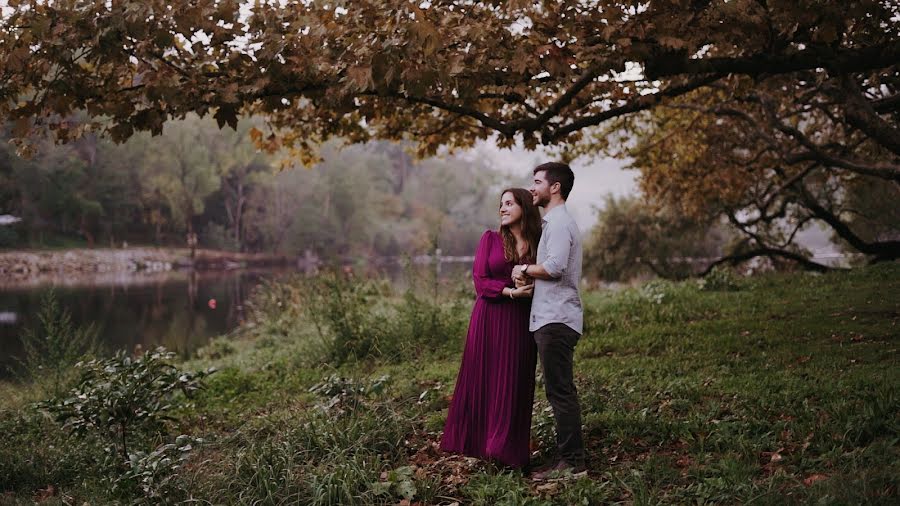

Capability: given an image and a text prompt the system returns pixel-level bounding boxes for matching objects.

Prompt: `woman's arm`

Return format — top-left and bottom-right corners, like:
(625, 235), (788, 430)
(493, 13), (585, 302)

(473, 231), (511, 298)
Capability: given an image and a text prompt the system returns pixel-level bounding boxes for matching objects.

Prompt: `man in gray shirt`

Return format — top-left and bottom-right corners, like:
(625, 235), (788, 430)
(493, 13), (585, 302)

(513, 162), (586, 478)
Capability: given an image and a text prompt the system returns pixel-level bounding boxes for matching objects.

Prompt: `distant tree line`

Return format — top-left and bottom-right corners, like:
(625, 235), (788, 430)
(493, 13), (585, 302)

(0, 115), (500, 258)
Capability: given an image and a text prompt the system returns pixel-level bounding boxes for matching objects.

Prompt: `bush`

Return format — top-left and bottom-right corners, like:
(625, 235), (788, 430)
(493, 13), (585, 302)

(308, 374), (391, 413)
(39, 348), (214, 463)
(200, 222), (238, 251)
(306, 271), (388, 363)
(115, 435), (202, 502)
(698, 265), (743, 291)
(194, 335), (236, 360)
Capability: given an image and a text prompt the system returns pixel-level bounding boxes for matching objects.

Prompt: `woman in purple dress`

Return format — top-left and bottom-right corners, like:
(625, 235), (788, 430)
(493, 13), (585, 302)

(441, 188), (543, 469)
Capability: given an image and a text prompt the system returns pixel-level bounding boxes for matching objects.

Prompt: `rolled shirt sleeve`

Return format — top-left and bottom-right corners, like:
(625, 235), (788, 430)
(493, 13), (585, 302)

(540, 218), (571, 279)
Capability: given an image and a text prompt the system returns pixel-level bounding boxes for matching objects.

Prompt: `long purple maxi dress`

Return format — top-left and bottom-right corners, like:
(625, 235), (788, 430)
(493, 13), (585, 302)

(440, 230), (537, 468)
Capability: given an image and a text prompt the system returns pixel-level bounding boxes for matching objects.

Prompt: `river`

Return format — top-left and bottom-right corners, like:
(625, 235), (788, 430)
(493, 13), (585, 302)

(0, 262), (472, 378)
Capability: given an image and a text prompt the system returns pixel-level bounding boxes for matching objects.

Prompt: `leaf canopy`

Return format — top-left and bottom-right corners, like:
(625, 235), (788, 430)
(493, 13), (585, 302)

(1, 0), (897, 160)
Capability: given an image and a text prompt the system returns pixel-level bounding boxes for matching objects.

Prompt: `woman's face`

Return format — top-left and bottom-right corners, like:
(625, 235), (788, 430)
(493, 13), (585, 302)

(499, 191), (523, 227)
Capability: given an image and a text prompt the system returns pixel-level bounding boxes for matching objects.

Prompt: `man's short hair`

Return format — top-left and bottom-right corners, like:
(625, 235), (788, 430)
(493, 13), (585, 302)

(533, 162), (575, 200)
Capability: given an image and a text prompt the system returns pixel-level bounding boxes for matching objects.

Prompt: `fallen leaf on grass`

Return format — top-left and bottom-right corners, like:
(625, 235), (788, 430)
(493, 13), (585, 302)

(33, 485), (55, 502)
(535, 482), (561, 494)
(803, 474), (828, 486)
(761, 449), (785, 464)
(675, 455), (694, 468)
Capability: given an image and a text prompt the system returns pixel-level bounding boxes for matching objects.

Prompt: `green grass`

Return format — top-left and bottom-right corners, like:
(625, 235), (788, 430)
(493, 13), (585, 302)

(1, 264), (897, 504)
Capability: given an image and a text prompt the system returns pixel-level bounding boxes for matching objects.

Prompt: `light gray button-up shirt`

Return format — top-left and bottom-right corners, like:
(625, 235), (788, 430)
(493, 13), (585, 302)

(530, 204), (583, 334)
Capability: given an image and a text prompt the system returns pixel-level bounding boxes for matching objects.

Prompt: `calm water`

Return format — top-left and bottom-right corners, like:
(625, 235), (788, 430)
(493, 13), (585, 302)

(0, 263), (472, 377)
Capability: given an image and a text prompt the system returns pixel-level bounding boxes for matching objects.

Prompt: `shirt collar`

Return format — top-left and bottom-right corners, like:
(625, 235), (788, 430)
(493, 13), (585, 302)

(542, 203), (568, 224)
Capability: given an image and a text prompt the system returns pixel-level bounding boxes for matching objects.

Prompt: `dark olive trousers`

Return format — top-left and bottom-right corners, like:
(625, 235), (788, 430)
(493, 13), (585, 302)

(534, 323), (585, 466)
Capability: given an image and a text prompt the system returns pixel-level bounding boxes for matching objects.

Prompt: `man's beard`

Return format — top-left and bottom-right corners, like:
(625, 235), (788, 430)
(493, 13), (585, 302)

(533, 193), (550, 207)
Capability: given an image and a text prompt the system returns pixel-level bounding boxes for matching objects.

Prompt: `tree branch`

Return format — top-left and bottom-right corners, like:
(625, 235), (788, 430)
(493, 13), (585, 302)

(872, 93), (900, 114)
(644, 41), (900, 79)
(545, 73), (723, 143)
(782, 148), (900, 182)
(477, 92), (540, 116)
(837, 75), (900, 156)
(700, 247), (836, 275)
(795, 183), (900, 261)
(519, 65), (602, 132)
(398, 93), (514, 136)
(749, 95), (900, 181)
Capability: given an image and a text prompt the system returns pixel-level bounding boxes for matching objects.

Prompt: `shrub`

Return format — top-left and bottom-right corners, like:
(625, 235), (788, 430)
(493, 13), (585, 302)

(194, 335), (236, 360)
(699, 266), (743, 291)
(385, 289), (468, 357)
(308, 374), (391, 413)
(39, 348), (214, 462)
(306, 271), (388, 364)
(115, 435), (202, 502)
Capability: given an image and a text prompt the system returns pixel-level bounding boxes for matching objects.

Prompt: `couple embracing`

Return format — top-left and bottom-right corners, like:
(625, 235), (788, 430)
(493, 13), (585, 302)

(441, 162), (586, 479)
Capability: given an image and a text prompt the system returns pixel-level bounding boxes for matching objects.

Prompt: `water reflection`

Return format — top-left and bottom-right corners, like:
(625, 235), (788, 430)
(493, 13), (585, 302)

(0, 262), (472, 377)
(0, 269), (287, 377)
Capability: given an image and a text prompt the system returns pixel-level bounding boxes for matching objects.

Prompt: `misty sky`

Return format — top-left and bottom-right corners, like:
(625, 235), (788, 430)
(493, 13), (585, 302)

(460, 140), (839, 257)
(463, 140), (638, 232)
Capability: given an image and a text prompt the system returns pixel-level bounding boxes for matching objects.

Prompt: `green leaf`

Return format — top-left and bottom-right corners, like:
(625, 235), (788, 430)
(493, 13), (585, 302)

(397, 479), (416, 500)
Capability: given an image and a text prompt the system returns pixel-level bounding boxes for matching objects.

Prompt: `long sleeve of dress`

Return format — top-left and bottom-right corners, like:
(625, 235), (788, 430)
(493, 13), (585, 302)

(473, 231), (511, 299)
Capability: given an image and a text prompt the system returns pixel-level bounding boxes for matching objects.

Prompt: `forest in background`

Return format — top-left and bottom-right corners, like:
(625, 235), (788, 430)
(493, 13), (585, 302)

(0, 114), (501, 259)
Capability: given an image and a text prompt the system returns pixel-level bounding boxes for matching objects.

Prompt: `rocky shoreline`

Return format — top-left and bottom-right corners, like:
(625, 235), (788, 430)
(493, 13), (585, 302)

(0, 248), (299, 282)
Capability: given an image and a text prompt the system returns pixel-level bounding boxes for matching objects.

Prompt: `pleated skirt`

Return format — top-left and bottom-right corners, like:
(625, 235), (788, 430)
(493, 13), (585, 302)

(440, 297), (537, 468)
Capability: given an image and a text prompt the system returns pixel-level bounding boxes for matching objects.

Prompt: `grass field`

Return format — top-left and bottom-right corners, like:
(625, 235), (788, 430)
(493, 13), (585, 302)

(1, 263), (897, 504)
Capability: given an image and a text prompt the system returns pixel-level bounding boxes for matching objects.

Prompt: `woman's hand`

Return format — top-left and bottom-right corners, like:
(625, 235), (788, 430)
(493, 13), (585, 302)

(513, 283), (534, 298)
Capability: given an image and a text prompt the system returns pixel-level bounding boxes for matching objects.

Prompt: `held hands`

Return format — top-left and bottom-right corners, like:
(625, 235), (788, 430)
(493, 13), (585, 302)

(513, 283), (534, 298)
(511, 264), (529, 286)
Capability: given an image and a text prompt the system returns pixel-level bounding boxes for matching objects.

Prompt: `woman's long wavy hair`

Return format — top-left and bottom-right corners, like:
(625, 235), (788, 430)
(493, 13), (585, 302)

(499, 188), (542, 264)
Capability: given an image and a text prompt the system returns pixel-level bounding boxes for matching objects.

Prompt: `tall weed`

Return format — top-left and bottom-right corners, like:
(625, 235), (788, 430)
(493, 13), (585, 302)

(13, 290), (100, 397)
(246, 270), (470, 365)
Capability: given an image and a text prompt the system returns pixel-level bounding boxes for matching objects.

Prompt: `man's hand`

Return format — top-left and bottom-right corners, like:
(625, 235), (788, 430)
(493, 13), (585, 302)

(512, 264), (528, 285)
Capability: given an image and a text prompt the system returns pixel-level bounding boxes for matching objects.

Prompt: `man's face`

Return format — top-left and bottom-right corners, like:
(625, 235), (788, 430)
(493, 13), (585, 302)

(530, 170), (553, 207)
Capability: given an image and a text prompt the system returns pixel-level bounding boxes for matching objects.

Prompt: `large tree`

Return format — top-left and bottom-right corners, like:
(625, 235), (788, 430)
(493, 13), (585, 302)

(2, 1), (896, 152)
(2, 0), (898, 263)
(613, 71), (900, 268)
